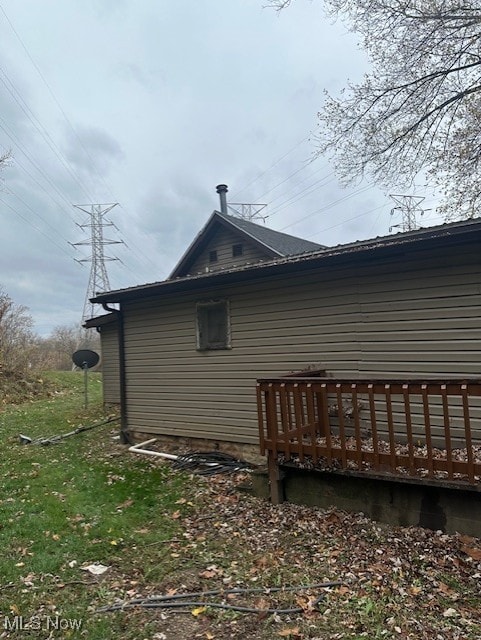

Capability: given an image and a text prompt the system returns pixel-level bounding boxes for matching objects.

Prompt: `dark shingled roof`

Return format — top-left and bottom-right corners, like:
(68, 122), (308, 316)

(216, 211), (324, 256)
(169, 210), (324, 278)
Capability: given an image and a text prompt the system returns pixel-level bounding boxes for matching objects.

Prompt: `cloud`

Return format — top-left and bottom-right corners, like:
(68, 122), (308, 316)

(63, 125), (123, 179)
(0, 0), (408, 337)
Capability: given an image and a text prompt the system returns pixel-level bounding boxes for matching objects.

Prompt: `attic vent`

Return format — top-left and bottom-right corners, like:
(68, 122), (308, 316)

(232, 243), (243, 257)
(209, 250), (218, 263)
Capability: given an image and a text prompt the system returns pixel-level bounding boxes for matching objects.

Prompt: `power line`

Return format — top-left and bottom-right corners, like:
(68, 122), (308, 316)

(0, 2), (113, 200)
(310, 202), (388, 238)
(252, 158), (322, 202)
(0, 196), (73, 258)
(230, 134), (311, 199)
(0, 66), (96, 202)
(0, 7), (154, 285)
(5, 187), (72, 242)
(116, 204), (163, 272)
(368, 203), (390, 236)
(267, 172), (337, 218)
(0, 116), (77, 216)
(279, 184), (375, 232)
(1, 112), (150, 286)
(266, 165), (334, 206)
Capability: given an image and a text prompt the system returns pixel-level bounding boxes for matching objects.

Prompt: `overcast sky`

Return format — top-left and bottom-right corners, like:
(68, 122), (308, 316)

(0, 0), (444, 336)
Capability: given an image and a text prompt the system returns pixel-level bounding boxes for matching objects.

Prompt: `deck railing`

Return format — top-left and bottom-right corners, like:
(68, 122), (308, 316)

(257, 378), (481, 502)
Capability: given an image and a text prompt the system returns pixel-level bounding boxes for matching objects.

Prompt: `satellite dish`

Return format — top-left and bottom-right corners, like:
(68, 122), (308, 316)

(72, 349), (100, 369)
(72, 349), (100, 409)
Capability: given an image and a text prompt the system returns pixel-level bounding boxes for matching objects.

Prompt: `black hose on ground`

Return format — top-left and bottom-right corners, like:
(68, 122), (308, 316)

(171, 451), (255, 475)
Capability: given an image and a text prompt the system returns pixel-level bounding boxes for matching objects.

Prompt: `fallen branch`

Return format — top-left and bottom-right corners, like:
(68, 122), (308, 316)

(97, 581), (345, 615)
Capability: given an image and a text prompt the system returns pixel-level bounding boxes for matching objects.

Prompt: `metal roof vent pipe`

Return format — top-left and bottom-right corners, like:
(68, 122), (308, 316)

(216, 184), (228, 214)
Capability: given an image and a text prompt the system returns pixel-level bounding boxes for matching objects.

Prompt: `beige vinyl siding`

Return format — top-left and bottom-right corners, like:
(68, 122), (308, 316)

(357, 249), (481, 376)
(352, 249), (481, 446)
(122, 241), (481, 446)
(187, 227), (270, 275)
(100, 322), (120, 405)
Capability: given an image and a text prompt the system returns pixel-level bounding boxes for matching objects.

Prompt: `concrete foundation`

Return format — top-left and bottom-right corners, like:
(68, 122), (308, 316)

(252, 465), (481, 537)
(130, 432), (265, 466)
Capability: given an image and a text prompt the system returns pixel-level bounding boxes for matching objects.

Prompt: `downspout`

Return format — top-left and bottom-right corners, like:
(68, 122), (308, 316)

(102, 302), (130, 444)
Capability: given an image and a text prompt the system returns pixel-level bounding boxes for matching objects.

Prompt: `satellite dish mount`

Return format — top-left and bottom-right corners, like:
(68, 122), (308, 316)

(72, 349), (100, 408)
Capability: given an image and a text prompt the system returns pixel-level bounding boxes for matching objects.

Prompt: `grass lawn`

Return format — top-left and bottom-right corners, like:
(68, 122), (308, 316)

(0, 372), (189, 639)
(0, 372), (480, 639)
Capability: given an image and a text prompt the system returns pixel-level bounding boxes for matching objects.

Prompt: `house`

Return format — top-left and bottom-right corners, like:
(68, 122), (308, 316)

(89, 191), (481, 463)
(84, 312), (121, 406)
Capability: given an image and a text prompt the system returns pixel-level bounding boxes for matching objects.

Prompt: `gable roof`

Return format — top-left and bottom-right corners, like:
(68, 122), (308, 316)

(91, 217), (481, 305)
(169, 210), (324, 278)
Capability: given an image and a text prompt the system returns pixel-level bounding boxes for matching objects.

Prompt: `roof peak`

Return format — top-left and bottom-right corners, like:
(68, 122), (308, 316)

(169, 209), (324, 279)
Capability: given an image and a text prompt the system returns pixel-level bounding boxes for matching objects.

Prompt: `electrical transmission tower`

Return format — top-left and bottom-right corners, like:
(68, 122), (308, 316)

(227, 202), (268, 223)
(216, 184), (268, 223)
(73, 203), (123, 322)
(389, 194), (425, 232)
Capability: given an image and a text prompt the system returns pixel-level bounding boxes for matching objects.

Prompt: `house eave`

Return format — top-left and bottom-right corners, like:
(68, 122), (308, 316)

(92, 218), (481, 305)
(84, 312), (118, 329)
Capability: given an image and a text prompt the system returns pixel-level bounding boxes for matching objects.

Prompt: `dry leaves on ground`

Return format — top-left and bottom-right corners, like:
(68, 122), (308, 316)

(97, 465), (481, 639)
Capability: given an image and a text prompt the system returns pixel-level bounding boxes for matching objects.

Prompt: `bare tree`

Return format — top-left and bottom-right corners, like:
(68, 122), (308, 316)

(0, 148), (11, 173)
(41, 323), (100, 370)
(269, 0), (481, 219)
(0, 289), (37, 378)
(0, 148), (12, 197)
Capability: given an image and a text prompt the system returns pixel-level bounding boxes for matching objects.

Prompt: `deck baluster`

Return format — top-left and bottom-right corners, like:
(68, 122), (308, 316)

(421, 384), (434, 478)
(461, 384), (475, 483)
(305, 384), (317, 462)
(402, 384), (416, 475)
(256, 378), (481, 487)
(368, 383), (380, 471)
(352, 384), (362, 470)
(441, 384), (454, 479)
(320, 383), (332, 464)
(336, 383), (347, 469)
(279, 383), (292, 462)
(385, 384), (397, 470)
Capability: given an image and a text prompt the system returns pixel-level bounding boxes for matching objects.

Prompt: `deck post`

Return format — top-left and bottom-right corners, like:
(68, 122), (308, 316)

(267, 451), (284, 504)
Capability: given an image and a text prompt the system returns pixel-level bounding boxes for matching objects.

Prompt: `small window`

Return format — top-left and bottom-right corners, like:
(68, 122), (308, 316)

(209, 250), (218, 263)
(232, 243), (243, 258)
(196, 300), (230, 350)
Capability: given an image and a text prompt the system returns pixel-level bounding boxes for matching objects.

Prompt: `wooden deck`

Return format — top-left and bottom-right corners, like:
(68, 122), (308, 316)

(257, 378), (481, 503)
